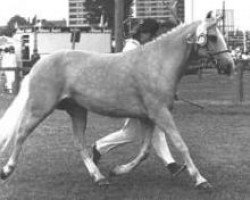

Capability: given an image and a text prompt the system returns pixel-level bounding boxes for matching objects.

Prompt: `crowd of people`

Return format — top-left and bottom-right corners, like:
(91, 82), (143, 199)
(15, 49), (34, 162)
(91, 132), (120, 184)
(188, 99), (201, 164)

(0, 46), (17, 93)
(231, 46), (250, 61)
(0, 46), (41, 93)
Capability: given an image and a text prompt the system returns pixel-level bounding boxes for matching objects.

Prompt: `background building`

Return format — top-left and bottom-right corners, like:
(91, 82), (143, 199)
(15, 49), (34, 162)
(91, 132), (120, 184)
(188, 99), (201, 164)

(131, 0), (184, 22)
(68, 0), (88, 27)
(216, 9), (234, 34)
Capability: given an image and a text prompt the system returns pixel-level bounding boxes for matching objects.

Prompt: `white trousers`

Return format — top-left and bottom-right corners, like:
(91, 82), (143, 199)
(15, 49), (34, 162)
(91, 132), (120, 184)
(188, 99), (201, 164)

(5, 71), (15, 91)
(95, 118), (175, 166)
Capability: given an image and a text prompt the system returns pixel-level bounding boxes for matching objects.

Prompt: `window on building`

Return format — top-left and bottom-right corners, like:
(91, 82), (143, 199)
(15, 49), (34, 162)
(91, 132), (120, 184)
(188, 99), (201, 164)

(69, 21), (77, 25)
(70, 9), (77, 12)
(70, 15), (77, 18)
(69, 3), (76, 7)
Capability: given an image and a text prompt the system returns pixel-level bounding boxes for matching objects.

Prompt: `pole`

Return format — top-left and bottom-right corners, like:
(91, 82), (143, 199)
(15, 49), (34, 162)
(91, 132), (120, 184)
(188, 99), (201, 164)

(238, 60), (244, 103)
(114, 0), (124, 52)
(222, 1), (226, 36)
(191, 0), (194, 22)
(71, 30), (76, 50)
(14, 67), (21, 94)
(243, 30), (247, 53)
(234, 60), (244, 103)
(34, 27), (38, 52)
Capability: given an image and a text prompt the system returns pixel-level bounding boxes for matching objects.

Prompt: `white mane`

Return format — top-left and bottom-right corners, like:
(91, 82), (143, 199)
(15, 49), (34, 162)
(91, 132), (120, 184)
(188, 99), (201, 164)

(144, 20), (202, 48)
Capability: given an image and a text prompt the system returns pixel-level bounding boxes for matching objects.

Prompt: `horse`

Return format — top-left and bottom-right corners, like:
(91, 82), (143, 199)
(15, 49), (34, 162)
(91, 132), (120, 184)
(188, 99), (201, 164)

(0, 12), (234, 190)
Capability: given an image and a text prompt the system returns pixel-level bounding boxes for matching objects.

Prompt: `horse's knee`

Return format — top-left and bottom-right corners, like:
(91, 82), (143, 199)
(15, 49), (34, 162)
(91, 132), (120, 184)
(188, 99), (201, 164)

(170, 131), (189, 152)
(175, 140), (189, 153)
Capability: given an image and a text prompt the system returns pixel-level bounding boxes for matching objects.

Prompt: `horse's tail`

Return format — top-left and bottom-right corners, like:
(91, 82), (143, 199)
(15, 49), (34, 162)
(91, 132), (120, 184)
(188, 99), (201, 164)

(0, 75), (30, 152)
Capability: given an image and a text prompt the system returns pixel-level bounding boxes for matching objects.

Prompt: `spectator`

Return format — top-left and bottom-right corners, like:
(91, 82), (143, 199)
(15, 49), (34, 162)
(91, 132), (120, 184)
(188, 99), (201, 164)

(235, 47), (242, 60)
(2, 46), (17, 93)
(31, 49), (41, 67)
(0, 48), (3, 64)
(0, 48), (6, 92)
(242, 51), (250, 60)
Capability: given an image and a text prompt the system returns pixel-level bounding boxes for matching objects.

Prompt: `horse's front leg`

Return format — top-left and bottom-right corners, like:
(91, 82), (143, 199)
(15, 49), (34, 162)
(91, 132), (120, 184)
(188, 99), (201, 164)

(149, 107), (212, 190)
(110, 118), (154, 176)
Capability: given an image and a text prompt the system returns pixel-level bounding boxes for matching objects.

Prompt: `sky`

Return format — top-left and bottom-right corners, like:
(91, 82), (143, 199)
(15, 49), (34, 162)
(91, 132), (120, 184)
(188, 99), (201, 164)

(0, 0), (68, 25)
(0, 0), (250, 30)
(188, 0), (250, 30)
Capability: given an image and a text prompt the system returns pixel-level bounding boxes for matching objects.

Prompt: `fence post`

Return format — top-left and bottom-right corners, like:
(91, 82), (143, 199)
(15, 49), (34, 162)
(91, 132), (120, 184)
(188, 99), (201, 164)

(114, 0), (124, 52)
(198, 59), (203, 79)
(236, 60), (244, 103)
(14, 67), (21, 94)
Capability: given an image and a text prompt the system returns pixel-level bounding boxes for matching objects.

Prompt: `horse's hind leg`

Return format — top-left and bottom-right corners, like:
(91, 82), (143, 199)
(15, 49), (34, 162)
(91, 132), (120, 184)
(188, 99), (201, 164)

(110, 118), (154, 176)
(66, 105), (108, 185)
(0, 102), (54, 180)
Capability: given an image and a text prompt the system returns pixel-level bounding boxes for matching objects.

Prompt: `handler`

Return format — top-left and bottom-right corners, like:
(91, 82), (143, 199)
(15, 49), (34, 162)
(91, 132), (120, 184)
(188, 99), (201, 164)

(92, 18), (186, 176)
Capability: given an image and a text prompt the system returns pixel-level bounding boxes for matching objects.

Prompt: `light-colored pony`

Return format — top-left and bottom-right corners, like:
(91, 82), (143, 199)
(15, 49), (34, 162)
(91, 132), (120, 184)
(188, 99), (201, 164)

(0, 13), (234, 190)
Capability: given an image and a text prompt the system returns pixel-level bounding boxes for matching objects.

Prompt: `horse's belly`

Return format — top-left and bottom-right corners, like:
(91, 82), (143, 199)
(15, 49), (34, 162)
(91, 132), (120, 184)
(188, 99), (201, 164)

(72, 93), (146, 118)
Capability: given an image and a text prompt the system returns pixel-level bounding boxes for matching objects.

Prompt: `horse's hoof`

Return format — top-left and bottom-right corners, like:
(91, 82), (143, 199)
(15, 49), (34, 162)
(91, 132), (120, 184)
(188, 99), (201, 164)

(96, 179), (110, 189)
(0, 169), (8, 180)
(0, 166), (15, 180)
(196, 181), (213, 192)
(0, 170), (10, 180)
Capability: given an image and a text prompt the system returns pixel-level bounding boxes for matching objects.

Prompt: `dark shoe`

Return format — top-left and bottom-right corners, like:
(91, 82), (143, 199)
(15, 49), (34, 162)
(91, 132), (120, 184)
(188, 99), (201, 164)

(92, 144), (101, 165)
(167, 163), (186, 177)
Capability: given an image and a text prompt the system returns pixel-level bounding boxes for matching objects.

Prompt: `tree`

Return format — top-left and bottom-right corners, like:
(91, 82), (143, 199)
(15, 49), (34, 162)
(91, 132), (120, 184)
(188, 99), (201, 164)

(0, 15), (30, 36)
(83, 0), (133, 29)
(84, 0), (103, 26)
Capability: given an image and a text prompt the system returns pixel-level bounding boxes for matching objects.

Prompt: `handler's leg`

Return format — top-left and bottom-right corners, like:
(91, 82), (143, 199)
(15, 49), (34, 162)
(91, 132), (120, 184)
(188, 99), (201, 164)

(93, 118), (185, 176)
(5, 71), (14, 93)
(150, 107), (211, 189)
(151, 129), (186, 176)
(110, 118), (154, 175)
(93, 118), (141, 163)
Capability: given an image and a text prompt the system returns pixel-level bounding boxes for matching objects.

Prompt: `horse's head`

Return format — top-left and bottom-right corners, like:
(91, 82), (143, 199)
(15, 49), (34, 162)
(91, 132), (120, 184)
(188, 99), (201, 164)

(188, 11), (235, 75)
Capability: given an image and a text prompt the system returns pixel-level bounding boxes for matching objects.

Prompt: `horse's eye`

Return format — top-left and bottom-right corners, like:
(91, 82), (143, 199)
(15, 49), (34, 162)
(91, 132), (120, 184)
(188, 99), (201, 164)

(207, 35), (217, 42)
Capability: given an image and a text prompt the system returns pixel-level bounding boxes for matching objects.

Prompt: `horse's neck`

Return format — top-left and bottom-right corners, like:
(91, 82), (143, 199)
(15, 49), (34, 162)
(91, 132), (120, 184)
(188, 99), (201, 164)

(144, 22), (199, 85)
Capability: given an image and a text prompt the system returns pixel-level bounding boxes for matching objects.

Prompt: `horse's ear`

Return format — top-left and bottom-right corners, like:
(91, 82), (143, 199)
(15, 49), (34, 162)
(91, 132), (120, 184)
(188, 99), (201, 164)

(204, 11), (219, 29)
(206, 11), (213, 19)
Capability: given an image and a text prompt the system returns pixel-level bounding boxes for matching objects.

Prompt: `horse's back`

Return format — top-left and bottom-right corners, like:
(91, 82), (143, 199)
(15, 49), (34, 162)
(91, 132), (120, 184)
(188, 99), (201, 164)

(63, 51), (145, 116)
(26, 50), (146, 117)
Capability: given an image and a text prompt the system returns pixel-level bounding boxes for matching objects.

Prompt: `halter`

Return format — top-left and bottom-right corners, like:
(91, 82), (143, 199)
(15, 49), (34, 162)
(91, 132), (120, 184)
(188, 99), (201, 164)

(192, 33), (230, 59)
(207, 49), (231, 56)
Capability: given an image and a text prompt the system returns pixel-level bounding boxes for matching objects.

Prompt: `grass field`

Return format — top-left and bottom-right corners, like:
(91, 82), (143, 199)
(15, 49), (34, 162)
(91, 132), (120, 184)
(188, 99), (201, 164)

(0, 71), (249, 200)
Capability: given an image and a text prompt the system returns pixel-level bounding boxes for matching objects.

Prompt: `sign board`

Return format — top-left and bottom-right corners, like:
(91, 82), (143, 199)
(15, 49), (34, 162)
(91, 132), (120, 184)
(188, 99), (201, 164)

(70, 31), (81, 43)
